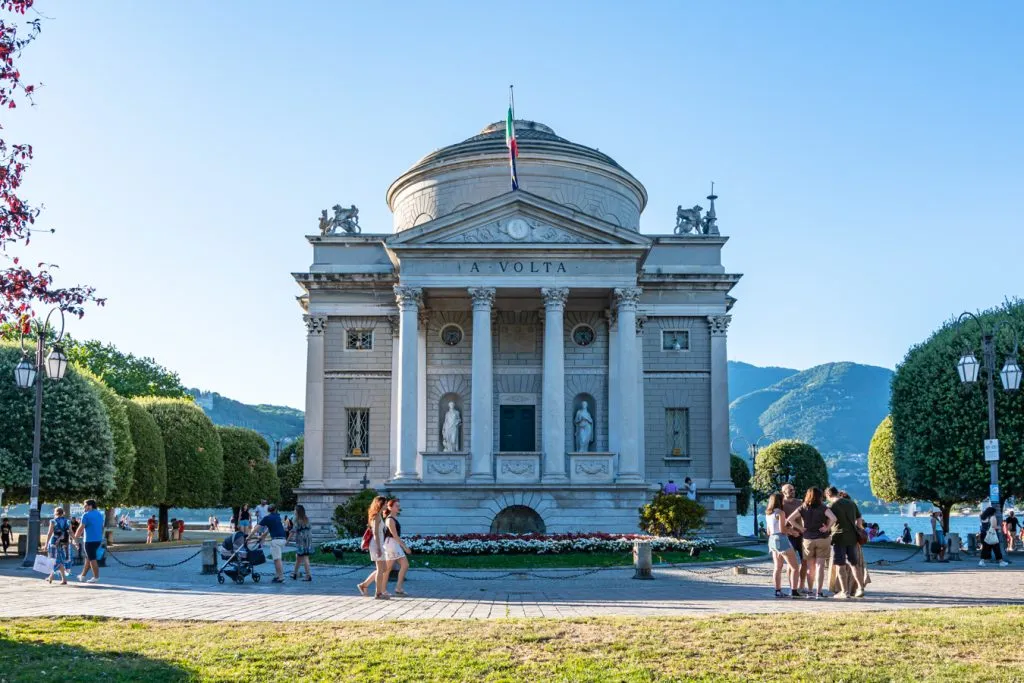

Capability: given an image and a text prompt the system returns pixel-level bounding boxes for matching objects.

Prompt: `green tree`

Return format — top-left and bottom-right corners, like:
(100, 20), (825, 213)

(0, 343), (116, 503)
(751, 439), (829, 500)
(638, 494), (707, 538)
(79, 370), (136, 504)
(124, 399), (167, 506)
(64, 338), (190, 399)
(276, 437), (303, 509)
(868, 415), (908, 504)
(890, 300), (1024, 531)
(218, 426), (279, 517)
(730, 454), (752, 516)
(138, 397), (224, 540)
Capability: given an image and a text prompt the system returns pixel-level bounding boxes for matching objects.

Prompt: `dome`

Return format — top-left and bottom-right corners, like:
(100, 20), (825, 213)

(386, 120), (647, 233)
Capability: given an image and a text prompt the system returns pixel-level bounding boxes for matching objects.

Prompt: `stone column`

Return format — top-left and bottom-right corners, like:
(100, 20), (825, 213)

(468, 287), (496, 481)
(541, 287), (569, 482)
(393, 286), (423, 482)
(301, 314), (327, 488)
(417, 309), (428, 472)
(636, 315), (647, 480)
(606, 309), (620, 456)
(708, 315), (733, 488)
(614, 287), (643, 483)
(387, 315), (400, 478)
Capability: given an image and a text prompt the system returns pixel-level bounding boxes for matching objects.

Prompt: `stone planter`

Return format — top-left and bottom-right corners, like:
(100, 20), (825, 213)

(568, 452), (616, 484)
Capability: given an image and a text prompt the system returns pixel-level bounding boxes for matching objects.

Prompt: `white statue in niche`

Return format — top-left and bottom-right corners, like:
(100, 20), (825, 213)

(574, 401), (594, 453)
(442, 401), (461, 452)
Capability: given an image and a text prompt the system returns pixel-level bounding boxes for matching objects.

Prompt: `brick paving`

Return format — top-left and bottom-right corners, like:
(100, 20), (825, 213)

(1, 545), (1022, 622)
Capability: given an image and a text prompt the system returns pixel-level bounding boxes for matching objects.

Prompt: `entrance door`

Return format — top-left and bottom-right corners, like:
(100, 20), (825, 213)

(499, 405), (536, 452)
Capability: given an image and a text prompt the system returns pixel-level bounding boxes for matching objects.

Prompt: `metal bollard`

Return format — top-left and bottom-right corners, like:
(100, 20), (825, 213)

(201, 540), (218, 574)
(632, 540), (653, 580)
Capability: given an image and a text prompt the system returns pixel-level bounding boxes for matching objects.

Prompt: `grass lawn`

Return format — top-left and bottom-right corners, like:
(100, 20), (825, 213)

(3, 608), (1023, 682)
(285, 546), (764, 569)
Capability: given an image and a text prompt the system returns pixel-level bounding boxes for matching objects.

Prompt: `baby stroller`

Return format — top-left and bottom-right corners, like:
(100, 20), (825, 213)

(216, 531), (267, 584)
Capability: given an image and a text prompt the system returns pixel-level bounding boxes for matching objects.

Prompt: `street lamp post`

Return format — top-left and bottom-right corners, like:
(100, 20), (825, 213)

(954, 311), (1021, 556)
(731, 434), (774, 537)
(13, 307), (68, 567)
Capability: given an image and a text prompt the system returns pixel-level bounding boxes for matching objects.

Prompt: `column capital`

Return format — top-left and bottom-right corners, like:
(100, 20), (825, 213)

(386, 314), (400, 337)
(541, 287), (569, 310)
(707, 314), (732, 337)
(613, 286), (642, 311)
(468, 287), (496, 310)
(394, 285), (423, 311)
(418, 308), (430, 328)
(303, 314), (327, 336)
(636, 314), (648, 336)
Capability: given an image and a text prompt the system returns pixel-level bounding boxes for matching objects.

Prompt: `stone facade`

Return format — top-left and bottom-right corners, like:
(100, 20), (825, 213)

(294, 120), (741, 541)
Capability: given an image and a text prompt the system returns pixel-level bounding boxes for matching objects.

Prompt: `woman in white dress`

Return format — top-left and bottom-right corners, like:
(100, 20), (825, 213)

(383, 498), (412, 596)
(356, 495), (390, 599)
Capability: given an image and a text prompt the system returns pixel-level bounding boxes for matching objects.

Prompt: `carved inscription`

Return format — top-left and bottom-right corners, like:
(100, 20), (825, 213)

(468, 261), (568, 274)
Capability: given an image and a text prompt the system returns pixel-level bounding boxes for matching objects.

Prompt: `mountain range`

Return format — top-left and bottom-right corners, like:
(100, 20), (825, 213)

(189, 389), (304, 459)
(728, 360), (893, 503)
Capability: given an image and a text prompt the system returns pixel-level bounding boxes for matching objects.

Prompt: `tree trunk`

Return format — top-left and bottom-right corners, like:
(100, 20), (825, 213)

(104, 507), (116, 545)
(232, 506), (240, 531)
(938, 501), (953, 533)
(158, 505), (169, 543)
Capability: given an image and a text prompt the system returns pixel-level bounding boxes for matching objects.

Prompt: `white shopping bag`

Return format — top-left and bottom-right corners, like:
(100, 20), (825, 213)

(32, 553), (55, 575)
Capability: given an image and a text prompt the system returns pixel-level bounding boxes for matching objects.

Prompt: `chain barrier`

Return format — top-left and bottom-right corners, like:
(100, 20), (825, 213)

(867, 546), (922, 566)
(105, 547), (203, 570)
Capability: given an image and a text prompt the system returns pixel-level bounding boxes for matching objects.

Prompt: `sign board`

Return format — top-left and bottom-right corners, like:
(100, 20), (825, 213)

(30, 496), (37, 510)
(714, 498), (730, 511)
(990, 484), (1000, 503)
(984, 439), (1000, 462)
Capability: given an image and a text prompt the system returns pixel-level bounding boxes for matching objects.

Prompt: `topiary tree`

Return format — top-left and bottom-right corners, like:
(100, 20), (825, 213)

(638, 494), (707, 538)
(218, 426), (279, 519)
(890, 300), (1024, 532)
(0, 342), (115, 503)
(868, 415), (908, 504)
(752, 439), (829, 500)
(124, 399), (167, 506)
(333, 489), (378, 537)
(277, 437), (303, 509)
(138, 397), (223, 541)
(730, 454), (752, 516)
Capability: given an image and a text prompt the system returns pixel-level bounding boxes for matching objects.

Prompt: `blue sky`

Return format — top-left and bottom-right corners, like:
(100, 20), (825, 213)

(7, 1), (1021, 409)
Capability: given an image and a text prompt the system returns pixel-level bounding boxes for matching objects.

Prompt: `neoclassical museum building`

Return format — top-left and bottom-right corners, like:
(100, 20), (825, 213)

(293, 120), (742, 539)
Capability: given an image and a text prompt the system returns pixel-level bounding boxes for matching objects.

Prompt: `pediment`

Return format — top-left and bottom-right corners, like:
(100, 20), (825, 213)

(387, 191), (650, 248)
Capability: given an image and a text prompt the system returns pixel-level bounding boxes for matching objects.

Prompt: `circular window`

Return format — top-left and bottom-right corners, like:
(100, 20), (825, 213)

(572, 324), (596, 347)
(440, 324), (463, 346)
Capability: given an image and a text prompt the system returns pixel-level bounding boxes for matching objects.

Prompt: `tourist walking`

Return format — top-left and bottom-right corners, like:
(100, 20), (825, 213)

(1, 517), (11, 555)
(177, 518), (186, 541)
(785, 487), (836, 599)
(383, 498), (412, 596)
(930, 511), (947, 562)
(289, 505), (313, 581)
(780, 484), (807, 592)
(1003, 511), (1019, 552)
(255, 504), (288, 583)
(978, 507), (1008, 567)
(357, 495), (389, 599)
(238, 505), (251, 535)
(255, 500), (269, 527)
(683, 477), (697, 501)
(44, 508), (72, 585)
(146, 515), (156, 544)
(765, 492), (802, 598)
(825, 486), (865, 599)
(73, 499), (104, 584)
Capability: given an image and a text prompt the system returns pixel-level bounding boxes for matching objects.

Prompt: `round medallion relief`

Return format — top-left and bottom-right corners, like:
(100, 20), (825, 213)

(440, 324), (464, 346)
(572, 324), (596, 347)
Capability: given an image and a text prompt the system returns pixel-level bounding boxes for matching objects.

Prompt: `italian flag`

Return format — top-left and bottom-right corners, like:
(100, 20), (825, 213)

(506, 105), (519, 191)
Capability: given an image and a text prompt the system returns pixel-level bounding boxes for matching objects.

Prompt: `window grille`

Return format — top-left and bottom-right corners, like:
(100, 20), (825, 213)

(661, 330), (690, 351)
(665, 408), (689, 456)
(346, 329), (373, 350)
(347, 408), (370, 455)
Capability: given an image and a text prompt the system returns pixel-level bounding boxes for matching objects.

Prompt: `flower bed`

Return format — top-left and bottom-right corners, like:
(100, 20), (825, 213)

(320, 531), (716, 556)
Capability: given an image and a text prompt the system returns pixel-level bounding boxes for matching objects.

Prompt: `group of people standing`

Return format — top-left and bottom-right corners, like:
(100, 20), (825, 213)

(765, 484), (867, 599)
(357, 496), (411, 600)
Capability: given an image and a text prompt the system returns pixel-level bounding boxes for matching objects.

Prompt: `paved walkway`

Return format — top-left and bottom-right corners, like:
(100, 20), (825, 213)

(1, 545), (1022, 622)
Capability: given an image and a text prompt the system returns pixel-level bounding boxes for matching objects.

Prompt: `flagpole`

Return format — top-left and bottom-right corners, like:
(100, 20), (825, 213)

(510, 84), (515, 117)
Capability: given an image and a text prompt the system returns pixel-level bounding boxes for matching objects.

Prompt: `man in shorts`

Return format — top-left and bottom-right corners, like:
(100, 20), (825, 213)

(256, 504), (288, 583)
(781, 484), (807, 592)
(73, 499), (104, 584)
(826, 486), (865, 599)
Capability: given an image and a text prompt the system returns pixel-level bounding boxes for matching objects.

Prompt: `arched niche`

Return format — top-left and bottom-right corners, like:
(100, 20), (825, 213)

(438, 392), (464, 452)
(490, 505), (546, 534)
(571, 393), (597, 453)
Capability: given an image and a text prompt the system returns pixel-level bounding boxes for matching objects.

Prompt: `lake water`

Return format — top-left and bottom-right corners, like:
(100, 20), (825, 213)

(736, 513), (996, 539)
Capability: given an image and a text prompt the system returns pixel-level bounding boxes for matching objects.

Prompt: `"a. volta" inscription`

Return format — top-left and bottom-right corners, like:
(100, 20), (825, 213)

(469, 261), (567, 274)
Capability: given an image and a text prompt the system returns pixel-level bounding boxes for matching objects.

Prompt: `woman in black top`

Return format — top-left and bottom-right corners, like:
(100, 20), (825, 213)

(383, 498), (412, 596)
(979, 507), (1007, 567)
(1, 517), (12, 555)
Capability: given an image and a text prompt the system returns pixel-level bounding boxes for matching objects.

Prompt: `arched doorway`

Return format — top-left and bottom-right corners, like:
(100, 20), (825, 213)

(489, 505), (546, 534)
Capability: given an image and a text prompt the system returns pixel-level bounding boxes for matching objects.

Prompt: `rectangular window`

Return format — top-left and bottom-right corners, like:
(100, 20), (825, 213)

(665, 408), (689, 457)
(662, 330), (690, 351)
(346, 329), (374, 351)
(346, 409), (370, 455)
